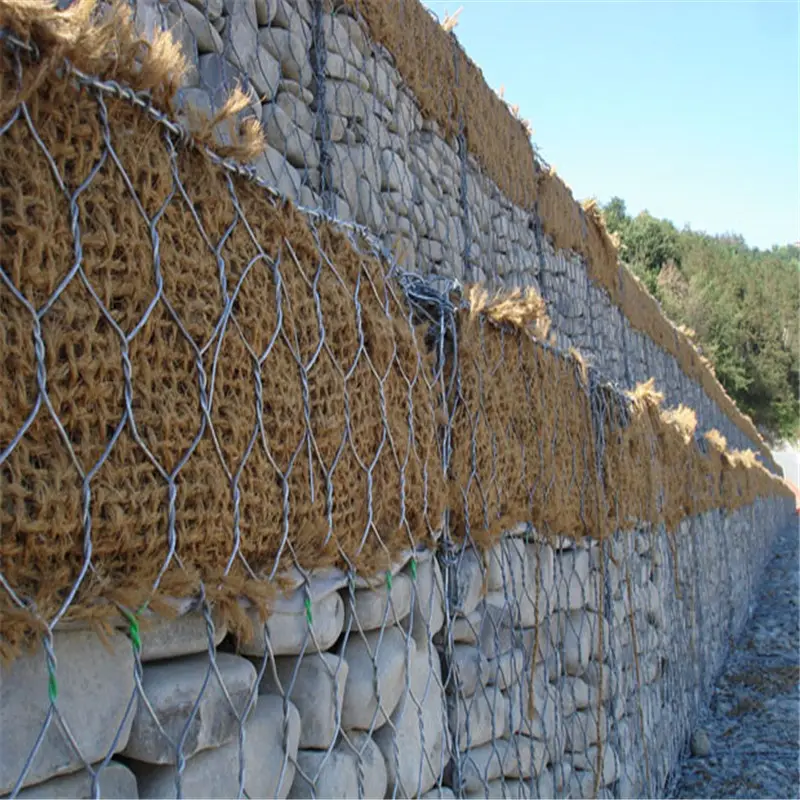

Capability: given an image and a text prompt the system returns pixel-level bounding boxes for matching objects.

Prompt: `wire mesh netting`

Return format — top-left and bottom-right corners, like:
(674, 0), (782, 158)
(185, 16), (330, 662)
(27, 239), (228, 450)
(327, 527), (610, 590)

(0, 3), (795, 800)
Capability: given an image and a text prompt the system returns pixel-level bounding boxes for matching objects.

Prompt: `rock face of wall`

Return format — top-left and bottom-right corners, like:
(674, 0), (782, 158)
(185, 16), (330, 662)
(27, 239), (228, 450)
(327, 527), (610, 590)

(1, 498), (793, 798)
(1, 3), (792, 799)
(133, 0), (764, 456)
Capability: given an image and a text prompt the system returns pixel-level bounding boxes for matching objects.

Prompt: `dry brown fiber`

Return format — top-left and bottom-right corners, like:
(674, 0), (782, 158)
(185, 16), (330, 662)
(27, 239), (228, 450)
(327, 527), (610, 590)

(0, 1), (791, 660)
(343, 0), (776, 473)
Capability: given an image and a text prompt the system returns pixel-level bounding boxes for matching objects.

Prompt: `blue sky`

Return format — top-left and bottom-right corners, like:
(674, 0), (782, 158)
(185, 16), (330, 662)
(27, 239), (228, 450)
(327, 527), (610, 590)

(423, 1), (799, 250)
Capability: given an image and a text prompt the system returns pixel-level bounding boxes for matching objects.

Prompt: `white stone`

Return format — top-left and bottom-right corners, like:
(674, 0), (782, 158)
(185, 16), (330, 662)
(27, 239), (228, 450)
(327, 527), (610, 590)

(14, 763), (137, 799)
(289, 733), (387, 799)
(344, 573), (413, 633)
(454, 549), (484, 617)
(275, 90), (314, 133)
(355, 176), (386, 231)
(554, 549), (594, 611)
(490, 649), (526, 692)
(421, 790), (456, 799)
(140, 611), (226, 662)
(133, 694), (300, 799)
(258, 27), (312, 87)
(452, 607), (483, 645)
(0, 631), (135, 793)
(451, 687), (508, 752)
(259, 651), (347, 749)
(459, 735), (547, 793)
(405, 556), (445, 645)
(322, 15), (367, 66)
(560, 610), (608, 676)
(340, 626), (411, 730)
(571, 744), (620, 786)
(507, 679), (560, 745)
(374, 648), (447, 797)
(238, 590), (344, 656)
(175, 0), (223, 54)
(450, 645), (492, 698)
(380, 149), (414, 196)
(262, 102), (319, 168)
(248, 47), (282, 100)
(254, 0), (277, 26)
(464, 778), (533, 799)
(123, 652), (257, 764)
(564, 706), (608, 753)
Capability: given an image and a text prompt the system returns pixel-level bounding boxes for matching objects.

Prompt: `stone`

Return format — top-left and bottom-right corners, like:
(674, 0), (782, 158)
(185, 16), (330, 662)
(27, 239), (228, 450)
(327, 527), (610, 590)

(560, 610), (608, 676)
(273, 0), (312, 27)
(247, 46), (282, 100)
(490, 649), (526, 692)
(450, 687), (508, 751)
(280, 78), (314, 104)
(450, 645), (492, 698)
(327, 143), (379, 211)
(380, 148), (414, 196)
(507, 680), (560, 745)
(262, 102), (319, 169)
(355, 176), (386, 232)
(459, 736), (547, 793)
(322, 15), (367, 66)
(173, 86), (213, 134)
(258, 27), (312, 87)
(259, 652), (347, 749)
(345, 572), (413, 632)
(486, 537), (526, 592)
(133, 694), (300, 799)
(238, 589), (344, 656)
(563, 706), (608, 753)
(571, 744), (619, 786)
(454, 548), (484, 617)
(140, 610), (227, 662)
(275, 90), (314, 133)
(365, 57), (398, 110)
(340, 626), (411, 730)
(690, 728), (711, 757)
(421, 790), (456, 799)
(325, 52), (369, 91)
(554, 549), (594, 611)
(405, 556), (445, 645)
(485, 543), (553, 628)
(123, 653), (256, 764)
(320, 79), (369, 120)
(0, 631), (135, 793)
(254, 0), (277, 26)
(14, 763), (137, 799)
(174, 0), (223, 54)
(374, 648), (447, 798)
(464, 779), (532, 799)
(252, 144), (303, 200)
(289, 733), (387, 799)
(452, 608), (483, 645)
(559, 676), (594, 718)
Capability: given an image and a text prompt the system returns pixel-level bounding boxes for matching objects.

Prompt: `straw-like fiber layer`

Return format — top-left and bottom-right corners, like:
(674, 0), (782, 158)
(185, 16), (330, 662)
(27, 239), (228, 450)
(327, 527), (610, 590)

(344, 0), (776, 471)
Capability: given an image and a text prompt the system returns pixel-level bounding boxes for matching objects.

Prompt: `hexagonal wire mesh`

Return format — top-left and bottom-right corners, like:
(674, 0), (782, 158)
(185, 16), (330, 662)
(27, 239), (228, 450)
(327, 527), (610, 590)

(1, 2), (791, 799)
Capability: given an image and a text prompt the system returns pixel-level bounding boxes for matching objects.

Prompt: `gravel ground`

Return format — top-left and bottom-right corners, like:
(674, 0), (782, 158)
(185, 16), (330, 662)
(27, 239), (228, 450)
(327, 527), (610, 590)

(668, 516), (800, 799)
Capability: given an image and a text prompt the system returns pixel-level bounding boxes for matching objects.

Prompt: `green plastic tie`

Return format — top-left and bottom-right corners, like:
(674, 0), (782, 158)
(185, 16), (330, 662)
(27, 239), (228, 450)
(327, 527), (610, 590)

(128, 615), (141, 654)
(304, 595), (313, 626)
(386, 571), (393, 591)
(47, 664), (58, 705)
(410, 557), (418, 580)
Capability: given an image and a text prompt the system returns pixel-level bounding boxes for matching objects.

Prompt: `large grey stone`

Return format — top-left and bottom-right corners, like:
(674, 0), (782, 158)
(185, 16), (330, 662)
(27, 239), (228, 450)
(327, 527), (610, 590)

(450, 687), (508, 751)
(563, 706), (608, 753)
(254, 0), (277, 26)
(253, 144), (302, 199)
(571, 744), (619, 786)
(345, 572), (413, 632)
(14, 763), (137, 799)
(133, 694), (300, 799)
(454, 549), (484, 617)
(322, 15), (367, 66)
(554, 548), (593, 611)
(275, 90), (314, 133)
(507, 679), (561, 745)
(340, 626), (411, 730)
(327, 143), (379, 210)
(450, 645), (492, 698)
(258, 27), (312, 87)
(374, 647), (447, 797)
(459, 735), (547, 793)
(247, 47), (282, 100)
(380, 148), (414, 196)
(289, 733), (386, 799)
(238, 590), (344, 656)
(405, 556), (445, 646)
(259, 652), (347, 749)
(173, 0), (223, 54)
(0, 631), (135, 793)
(262, 102), (319, 168)
(140, 611), (227, 663)
(123, 653), (256, 764)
